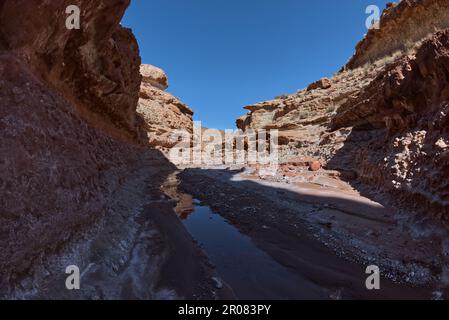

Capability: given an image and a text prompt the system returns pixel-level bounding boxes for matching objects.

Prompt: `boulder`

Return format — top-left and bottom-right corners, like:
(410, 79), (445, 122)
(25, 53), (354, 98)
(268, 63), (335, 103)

(137, 65), (194, 149)
(140, 64), (169, 90)
(307, 78), (332, 91)
(309, 161), (322, 172)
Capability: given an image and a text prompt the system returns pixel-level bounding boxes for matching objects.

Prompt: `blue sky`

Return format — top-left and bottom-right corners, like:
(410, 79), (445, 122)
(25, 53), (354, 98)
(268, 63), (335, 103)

(123, 0), (390, 129)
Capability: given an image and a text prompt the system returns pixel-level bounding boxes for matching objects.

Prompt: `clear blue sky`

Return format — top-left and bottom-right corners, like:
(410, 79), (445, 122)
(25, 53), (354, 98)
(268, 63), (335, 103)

(123, 0), (390, 129)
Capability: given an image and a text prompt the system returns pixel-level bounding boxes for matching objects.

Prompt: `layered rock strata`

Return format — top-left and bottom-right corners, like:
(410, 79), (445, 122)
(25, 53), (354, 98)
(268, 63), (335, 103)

(0, 1), (196, 297)
(0, 0), (149, 294)
(237, 1), (449, 220)
(137, 64), (194, 149)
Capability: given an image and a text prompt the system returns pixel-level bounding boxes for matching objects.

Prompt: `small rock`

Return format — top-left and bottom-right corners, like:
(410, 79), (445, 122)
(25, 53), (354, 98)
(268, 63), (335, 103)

(432, 291), (444, 300)
(212, 277), (223, 289)
(309, 160), (321, 171)
(140, 64), (168, 90)
(307, 78), (332, 91)
(435, 138), (448, 150)
(329, 288), (343, 300)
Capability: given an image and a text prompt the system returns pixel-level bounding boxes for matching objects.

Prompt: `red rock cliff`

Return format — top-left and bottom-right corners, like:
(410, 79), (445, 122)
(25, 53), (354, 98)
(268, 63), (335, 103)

(346, 0), (449, 69)
(0, 0), (144, 142)
(237, 0), (449, 221)
(0, 0), (149, 293)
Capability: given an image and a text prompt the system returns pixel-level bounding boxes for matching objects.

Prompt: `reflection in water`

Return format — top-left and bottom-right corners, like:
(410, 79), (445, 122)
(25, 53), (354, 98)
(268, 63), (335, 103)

(174, 193), (194, 219)
(161, 172), (433, 300)
(179, 201), (326, 300)
(161, 173), (194, 219)
(160, 172), (325, 299)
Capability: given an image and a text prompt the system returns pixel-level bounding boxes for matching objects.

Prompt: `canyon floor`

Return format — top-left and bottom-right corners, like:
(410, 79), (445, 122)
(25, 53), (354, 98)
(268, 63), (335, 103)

(174, 166), (449, 300)
(7, 151), (449, 300)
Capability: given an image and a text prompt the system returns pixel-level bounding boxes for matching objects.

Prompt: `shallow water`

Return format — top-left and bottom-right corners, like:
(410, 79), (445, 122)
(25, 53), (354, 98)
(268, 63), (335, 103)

(180, 202), (327, 299)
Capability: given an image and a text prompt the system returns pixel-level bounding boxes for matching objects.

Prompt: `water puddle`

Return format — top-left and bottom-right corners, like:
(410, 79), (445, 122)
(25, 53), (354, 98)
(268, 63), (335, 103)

(179, 200), (326, 299)
(161, 173), (434, 300)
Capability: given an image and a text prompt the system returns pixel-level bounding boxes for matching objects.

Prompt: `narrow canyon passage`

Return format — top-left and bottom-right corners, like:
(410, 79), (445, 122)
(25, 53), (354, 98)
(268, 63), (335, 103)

(2, 0), (449, 302)
(19, 161), (446, 300)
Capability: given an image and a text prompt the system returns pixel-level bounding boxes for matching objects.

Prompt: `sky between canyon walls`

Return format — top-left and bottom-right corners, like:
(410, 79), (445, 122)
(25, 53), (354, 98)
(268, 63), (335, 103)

(123, 0), (391, 129)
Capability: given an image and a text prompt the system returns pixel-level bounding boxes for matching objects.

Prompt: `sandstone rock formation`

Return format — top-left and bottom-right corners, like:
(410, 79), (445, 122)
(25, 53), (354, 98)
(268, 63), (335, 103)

(237, 63), (386, 164)
(346, 0), (449, 69)
(0, 0), (144, 143)
(237, 0), (449, 220)
(307, 78), (332, 91)
(140, 64), (169, 90)
(137, 64), (194, 149)
(0, 0), (208, 299)
(330, 29), (449, 216)
(0, 0), (173, 296)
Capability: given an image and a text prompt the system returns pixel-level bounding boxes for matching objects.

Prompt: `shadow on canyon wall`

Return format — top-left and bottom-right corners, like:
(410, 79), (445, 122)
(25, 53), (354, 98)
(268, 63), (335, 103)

(327, 29), (449, 224)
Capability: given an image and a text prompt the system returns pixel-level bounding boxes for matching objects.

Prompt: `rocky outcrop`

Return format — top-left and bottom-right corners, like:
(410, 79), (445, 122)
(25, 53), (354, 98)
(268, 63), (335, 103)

(140, 64), (169, 90)
(0, 0), (144, 143)
(237, 63), (386, 164)
(237, 1), (449, 220)
(346, 0), (449, 69)
(0, 0), (151, 294)
(307, 78), (332, 91)
(0, 1), (222, 298)
(137, 64), (194, 149)
(330, 30), (449, 216)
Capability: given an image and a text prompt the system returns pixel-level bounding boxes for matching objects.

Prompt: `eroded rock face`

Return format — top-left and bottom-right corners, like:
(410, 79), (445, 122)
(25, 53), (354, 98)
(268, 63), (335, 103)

(0, 0), (144, 143)
(307, 78), (332, 91)
(333, 30), (449, 132)
(237, 2), (449, 220)
(0, 55), (146, 292)
(237, 64), (385, 165)
(330, 30), (449, 215)
(140, 64), (169, 90)
(137, 64), (194, 149)
(0, 0), (150, 294)
(346, 0), (449, 69)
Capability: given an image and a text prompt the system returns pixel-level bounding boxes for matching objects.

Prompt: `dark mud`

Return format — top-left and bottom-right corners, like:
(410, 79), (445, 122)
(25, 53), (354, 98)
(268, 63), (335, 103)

(178, 168), (441, 300)
(182, 203), (326, 299)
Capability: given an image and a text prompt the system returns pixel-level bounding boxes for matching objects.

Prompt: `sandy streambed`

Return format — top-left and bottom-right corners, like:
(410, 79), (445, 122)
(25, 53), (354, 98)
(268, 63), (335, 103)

(177, 167), (449, 300)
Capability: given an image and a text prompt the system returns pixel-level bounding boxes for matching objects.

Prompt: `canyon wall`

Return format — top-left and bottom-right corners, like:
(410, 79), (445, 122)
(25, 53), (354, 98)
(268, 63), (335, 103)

(0, 0), (145, 142)
(138, 64), (194, 150)
(237, 0), (449, 220)
(331, 30), (449, 217)
(0, 0), (194, 295)
(346, 0), (449, 69)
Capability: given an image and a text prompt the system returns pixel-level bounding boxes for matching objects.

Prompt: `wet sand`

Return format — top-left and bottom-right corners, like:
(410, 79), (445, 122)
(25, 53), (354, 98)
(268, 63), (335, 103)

(178, 168), (445, 300)
(20, 158), (446, 300)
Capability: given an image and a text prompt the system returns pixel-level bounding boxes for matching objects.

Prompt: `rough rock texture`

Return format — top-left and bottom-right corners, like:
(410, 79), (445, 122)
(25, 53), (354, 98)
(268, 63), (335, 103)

(307, 78), (332, 91)
(237, 2), (449, 220)
(137, 64), (194, 149)
(330, 30), (449, 217)
(346, 0), (449, 69)
(0, 0), (149, 295)
(237, 64), (386, 164)
(0, 0), (144, 143)
(0, 0), (211, 299)
(140, 64), (169, 90)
